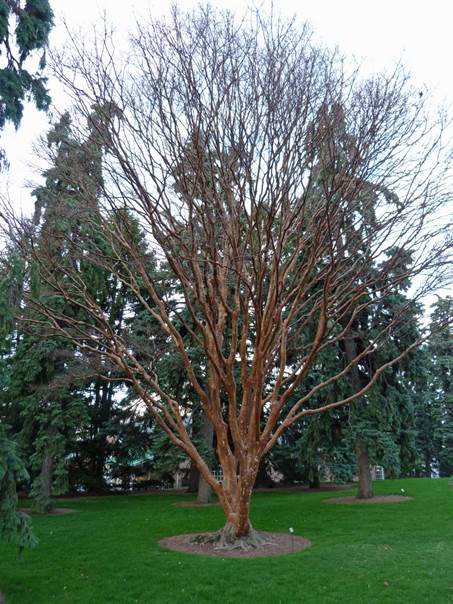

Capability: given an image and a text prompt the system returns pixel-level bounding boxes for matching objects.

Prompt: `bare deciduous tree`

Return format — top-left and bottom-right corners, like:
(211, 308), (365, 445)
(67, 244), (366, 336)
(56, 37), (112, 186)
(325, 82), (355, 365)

(3, 6), (453, 548)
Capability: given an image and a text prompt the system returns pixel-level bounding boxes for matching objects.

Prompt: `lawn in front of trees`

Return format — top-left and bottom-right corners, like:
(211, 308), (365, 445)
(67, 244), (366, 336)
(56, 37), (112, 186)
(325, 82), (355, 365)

(1, 477), (452, 604)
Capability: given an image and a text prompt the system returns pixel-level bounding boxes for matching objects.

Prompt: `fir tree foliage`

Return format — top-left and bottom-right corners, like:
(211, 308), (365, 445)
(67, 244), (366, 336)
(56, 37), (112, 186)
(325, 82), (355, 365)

(27, 111), (165, 494)
(0, 0), (53, 131)
(0, 424), (37, 549)
(428, 297), (453, 476)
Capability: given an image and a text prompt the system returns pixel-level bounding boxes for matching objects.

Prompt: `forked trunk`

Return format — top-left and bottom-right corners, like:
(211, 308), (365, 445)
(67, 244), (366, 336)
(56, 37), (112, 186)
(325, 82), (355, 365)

(217, 466), (264, 545)
(190, 461), (273, 550)
(356, 441), (373, 499)
(192, 484), (273, 551)
(225, 496), (251, 538)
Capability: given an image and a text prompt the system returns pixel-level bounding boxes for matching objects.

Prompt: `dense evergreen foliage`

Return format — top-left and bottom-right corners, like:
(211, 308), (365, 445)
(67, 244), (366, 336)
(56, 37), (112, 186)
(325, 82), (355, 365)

(426, 298), (453, 476)
(0, 0), (53, 129)
(0, 0), (53, 170)
(0, 424), (36, 549)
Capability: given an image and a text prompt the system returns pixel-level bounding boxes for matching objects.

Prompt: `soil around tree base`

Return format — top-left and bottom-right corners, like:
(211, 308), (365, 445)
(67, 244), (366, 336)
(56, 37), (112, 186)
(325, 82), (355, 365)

(18, 507), (77, 515)
(323, 495), (413, 505)
(160, 531), (311, 558)
(173, 501), (221, 507)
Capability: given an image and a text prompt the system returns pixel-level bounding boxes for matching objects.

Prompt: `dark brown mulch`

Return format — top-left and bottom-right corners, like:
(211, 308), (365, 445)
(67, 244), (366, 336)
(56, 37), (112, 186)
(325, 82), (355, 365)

(17, 507), (77, 516)
(255, 482), (353, 493)
(160, 531), (311, 558)
(172, 484), (352, 507)
(173, 501), (221, 508)
(324, 495), (413, 505)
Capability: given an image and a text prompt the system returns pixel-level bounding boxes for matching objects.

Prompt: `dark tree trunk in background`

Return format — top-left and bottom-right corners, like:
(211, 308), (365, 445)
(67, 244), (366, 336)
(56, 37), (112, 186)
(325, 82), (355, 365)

(188, 463), (199, 492)
(424, 451), (432, 478)
(343, 328), (374, 499)
(355, 441), (373, 499)
(87, 379), (115, 492)
(309, 466), (321, 489)
(254, 459), (274, 488)
(197, 414), (214, 504)
(35, 449), (53, 512)
(197, 472), (213, 503)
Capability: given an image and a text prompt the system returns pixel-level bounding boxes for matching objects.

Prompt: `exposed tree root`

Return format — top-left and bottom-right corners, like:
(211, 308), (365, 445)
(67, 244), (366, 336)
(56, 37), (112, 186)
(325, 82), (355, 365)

(190, 523), (274, 551)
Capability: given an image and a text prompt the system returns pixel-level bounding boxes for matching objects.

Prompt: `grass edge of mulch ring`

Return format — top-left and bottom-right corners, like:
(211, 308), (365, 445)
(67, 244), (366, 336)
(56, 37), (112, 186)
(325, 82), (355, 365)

(159, 531), (311, 558)
(172, 501), (221, 507)
(17, 507), (78, 515)
(323, 495), (413, 504)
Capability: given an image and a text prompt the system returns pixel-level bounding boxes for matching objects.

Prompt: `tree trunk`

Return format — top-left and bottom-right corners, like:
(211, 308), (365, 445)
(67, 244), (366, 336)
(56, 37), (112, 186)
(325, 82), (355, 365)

(87, 378), (114, 493)
(197, 474), (213, 504)
(192, 471), (275, 550)
(225, 493), (252, 537)
(189, 448), (259, 545)
(218, 460), (260, 540)
(197, 414), (214, 504)
(424, 451), (432, 478)
(356, 440), (373, 499)
(342, 326), (373, 500)
(191, 480), (263, 549)
(187, 463), (199, 492)
(255, 459), (273, 488)
(309, 466), (321, 489)
(33, 449), (53, 513)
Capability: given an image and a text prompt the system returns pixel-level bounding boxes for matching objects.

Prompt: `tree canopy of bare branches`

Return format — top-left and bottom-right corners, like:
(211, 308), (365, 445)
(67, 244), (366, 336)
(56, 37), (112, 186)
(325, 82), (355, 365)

(2, 6), (452, 546)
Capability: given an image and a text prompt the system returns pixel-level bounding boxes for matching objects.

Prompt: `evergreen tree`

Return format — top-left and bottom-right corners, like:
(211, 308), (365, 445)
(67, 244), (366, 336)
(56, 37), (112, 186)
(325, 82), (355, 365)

(0, 0), (53, 127)
(344, 257), (422, 495)
(270, 254), (424, 492)
(0, 424), (36, 548)
(0, 0), (53, 167)
(269, 103), (421, 494)
(0, 248), (36, 545)
(28, 110), (166, 495)
(0, 245), (86, 513)
(8, 330), (86, 511)
(412, 345), (436, 476)
(1, 113), (102, 508)
(270, 329), (356, 486)
(428, 297), (453, 476)
(26, 111), (123, 496)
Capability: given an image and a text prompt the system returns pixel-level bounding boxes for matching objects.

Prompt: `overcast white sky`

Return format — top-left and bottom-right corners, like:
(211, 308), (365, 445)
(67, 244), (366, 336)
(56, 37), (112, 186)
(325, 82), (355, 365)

(2, 0), (453, 215)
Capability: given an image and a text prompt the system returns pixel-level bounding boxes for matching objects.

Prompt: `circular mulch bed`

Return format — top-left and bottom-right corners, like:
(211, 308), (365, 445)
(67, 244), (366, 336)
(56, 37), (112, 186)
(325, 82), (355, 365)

(160, 531), (311, 558)
(255, 483), (353, 493)
(173, 501), (221, 508)
(324, 495), (413, 505)
(18, 507), (77, 515)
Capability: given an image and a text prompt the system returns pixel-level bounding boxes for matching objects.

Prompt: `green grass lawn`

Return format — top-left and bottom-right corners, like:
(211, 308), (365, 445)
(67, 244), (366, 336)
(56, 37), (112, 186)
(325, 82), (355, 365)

(1, 478), (452, 603)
